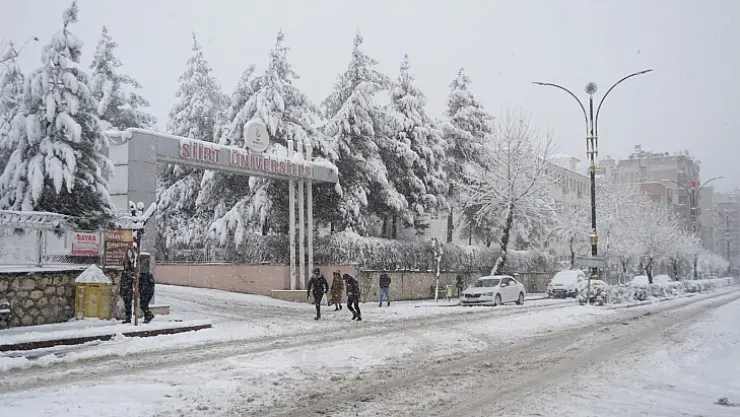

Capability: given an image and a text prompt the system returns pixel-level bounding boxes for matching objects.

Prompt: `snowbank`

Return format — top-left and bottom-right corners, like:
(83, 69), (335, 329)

(74, 265), (111, 284)
(606, 277), (737, 304)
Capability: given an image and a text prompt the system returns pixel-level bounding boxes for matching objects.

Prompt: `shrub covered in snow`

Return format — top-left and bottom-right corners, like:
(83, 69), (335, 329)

(605, 277), (737, 304)
(170, 230), (553, 272)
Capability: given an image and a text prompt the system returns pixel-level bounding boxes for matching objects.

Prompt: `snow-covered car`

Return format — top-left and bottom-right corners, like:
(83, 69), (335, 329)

(629, 275), (672, 286)
(460, 275), (526, 306)
(546, 270), (587, 298)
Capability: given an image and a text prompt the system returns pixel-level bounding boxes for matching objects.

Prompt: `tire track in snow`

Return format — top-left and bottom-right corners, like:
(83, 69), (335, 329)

(0, 299), (572, 393)
(240, 289), (740, 417)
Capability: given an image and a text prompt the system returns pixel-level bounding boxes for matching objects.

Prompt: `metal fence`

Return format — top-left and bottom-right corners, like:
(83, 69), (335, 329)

(0, 211), (102, 268)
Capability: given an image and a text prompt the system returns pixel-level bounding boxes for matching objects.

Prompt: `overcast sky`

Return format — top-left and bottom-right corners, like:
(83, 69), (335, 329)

(2, 0), (738, 191)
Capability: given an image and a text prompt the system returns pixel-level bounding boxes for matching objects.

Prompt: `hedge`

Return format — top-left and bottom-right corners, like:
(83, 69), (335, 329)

(169, 231), (554, 272)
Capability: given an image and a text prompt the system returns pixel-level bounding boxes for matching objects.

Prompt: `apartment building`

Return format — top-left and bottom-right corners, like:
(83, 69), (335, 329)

(615, 145), (701, 231)
(698, 186), (716, 252)
(546, 154), (592, 265)
(712, 190), (740, 267)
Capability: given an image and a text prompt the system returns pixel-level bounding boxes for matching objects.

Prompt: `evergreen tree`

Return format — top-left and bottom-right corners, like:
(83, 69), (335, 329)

(0, 41), (24, 174)
(157, 33), (228, 254)
(441, 68), (493, 243)
(89, 26), (156, 130)
(0, 2), (112, 225)
(321, 30), (402, 235)
(197, 64), (261, 250)
(204, 31), (336, 250)
(383, 54), (447, 237)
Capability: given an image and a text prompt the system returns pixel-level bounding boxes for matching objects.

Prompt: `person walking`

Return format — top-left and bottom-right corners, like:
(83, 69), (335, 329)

(138, 253), (156, 324)
(343, 273), (362, 321)
(330, 270), (344, 311)
(307, 268), (329, 320)
(455, 275), (464, 298)
(378, 270), (391, 307)
(120, 256), (134, 324)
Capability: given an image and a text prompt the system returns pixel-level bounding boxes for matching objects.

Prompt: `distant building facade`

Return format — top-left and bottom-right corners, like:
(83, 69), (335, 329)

(615, 145), (702, 231)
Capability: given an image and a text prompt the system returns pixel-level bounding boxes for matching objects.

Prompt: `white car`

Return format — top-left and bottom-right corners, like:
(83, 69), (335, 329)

(460, 275), (526, 306)
(547, 270), (587, 298)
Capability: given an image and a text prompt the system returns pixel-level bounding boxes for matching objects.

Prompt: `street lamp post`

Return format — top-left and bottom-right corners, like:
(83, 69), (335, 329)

(533, 70), (653, 303)
(663, 176), (723, 278)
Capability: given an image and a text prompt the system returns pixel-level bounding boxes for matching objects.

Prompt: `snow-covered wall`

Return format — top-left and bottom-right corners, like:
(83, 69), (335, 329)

(155, 264), (553, 301)
(155, 263), (359, 295)
(0, 268), (123, 329)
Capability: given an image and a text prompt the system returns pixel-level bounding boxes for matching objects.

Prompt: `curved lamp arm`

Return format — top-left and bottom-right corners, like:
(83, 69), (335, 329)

(594, 69), (653, 137)
(532, 81), (589, 135)
(699, 176), (724, 191)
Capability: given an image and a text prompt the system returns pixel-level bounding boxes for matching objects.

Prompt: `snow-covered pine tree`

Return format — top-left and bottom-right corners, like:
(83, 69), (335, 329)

(156, 33), (228, 256)
(0, 41), (24, 175)
(441, 68), (493, 243)
(383, 54), (447, 238)
(204, 31), (336, 250)
(89, 26), (156, 130)
(321, 30), (402, 235)
(197, 63), (261, 250)
(0, 2), (113, 225)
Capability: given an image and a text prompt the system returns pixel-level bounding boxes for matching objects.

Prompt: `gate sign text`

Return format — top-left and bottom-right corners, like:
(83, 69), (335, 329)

(179, 140), (313, 180)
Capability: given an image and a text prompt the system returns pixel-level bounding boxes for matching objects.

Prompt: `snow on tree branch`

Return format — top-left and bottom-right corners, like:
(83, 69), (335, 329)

(465, 109), (556, 275)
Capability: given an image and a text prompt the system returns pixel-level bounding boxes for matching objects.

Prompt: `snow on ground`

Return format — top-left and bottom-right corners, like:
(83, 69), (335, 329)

(1, 285), (737, 417)
(0, 304), (602, 417)
(526, 296), (740, 417)
(0, 284), (566, 372)
(5, 289), (737, 417)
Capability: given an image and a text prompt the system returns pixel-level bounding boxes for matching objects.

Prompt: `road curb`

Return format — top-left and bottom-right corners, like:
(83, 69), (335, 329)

(0, 323), (212, 353)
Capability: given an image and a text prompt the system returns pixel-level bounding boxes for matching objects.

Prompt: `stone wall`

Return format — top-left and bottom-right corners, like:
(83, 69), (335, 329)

(0, 267), (123, 329)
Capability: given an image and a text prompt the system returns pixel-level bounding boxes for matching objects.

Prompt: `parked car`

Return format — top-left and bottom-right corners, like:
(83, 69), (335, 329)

(546, 270), (587, 298)
(629, 275), (672, 286)
(460, 275), (526, 306)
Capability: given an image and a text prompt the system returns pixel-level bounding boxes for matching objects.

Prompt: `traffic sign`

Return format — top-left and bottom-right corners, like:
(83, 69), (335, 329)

(575, 255), (607, 268)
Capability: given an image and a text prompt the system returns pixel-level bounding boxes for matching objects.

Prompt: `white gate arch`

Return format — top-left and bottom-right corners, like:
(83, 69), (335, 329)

(104, 126), (338, 291)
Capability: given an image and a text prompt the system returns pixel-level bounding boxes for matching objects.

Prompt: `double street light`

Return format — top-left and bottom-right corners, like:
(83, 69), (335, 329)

(533, 69), (653, 300)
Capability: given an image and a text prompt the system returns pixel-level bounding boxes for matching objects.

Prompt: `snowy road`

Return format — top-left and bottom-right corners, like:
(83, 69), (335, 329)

(1, 286), (738, 417)
(0, 289), (570, 394)
(239, 289), (740, 417)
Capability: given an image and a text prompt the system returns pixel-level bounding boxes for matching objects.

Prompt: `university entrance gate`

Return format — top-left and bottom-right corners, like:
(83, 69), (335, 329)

(105, 122), (338, 291)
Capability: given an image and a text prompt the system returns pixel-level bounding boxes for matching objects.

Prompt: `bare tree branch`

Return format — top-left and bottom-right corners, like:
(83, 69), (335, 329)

(463, 108), (557, 274)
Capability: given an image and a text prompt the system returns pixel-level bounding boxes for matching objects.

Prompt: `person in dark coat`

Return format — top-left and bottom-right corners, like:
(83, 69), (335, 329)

(120, 253), (155, 324)
(343, 273), (362, 321)
(139, 253), (155, 324)
(378, 270), (391, 307)
(455, 275), (464, 298)
(120, 256), (134, 324)
(307, 268), (329, 320)
(330, 270), (344, 311)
